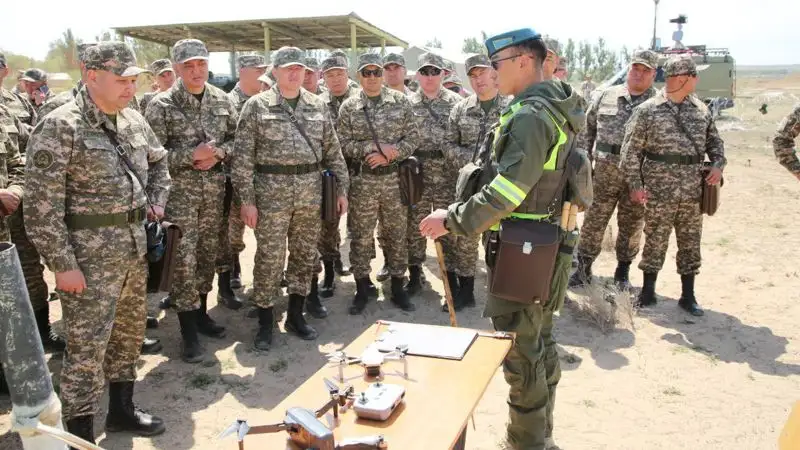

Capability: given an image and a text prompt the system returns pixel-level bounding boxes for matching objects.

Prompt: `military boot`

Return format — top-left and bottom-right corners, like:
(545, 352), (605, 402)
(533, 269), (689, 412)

(230, 256), (242, 289)
(613, 260), (633, 291)
(285, 294), (318, 340)
(196, 294), (226, 338)
(140, 337), (162, 355)
(217, 271), (243, 310)
(254, 307), (274, 351)
(105, 381), (165, 437)
(444, 276), (475, 312)
(376, 250), (390, 282)
(280, 269), (289, 288)
(146, 314), (158, 329)
(405, 265), (423, 297)
(320, 260), (336, 298)
(333, 257), (351, 276)
(349, 277), (372, 315)
(305, 276), (328, 319)
(390, 276), (416, 311)
(66, 415), (95, 448)
(636, 272), (658, 308)
(177, 311), (204, 363)
(568, 255), (593, 288)
(678, 273), (704, 316)
(158, 294), (173, 310)
(34, 303), (66, 352)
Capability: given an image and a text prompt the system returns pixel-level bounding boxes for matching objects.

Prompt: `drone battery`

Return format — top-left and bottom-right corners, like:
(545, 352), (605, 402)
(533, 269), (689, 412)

(353, 383), (405, 421)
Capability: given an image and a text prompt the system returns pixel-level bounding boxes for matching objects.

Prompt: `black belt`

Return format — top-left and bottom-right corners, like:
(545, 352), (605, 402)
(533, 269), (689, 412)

(362, 165), (398, 176)
(643, 152), (702, 165)
(595, 142), (621, 155)
(65, 206), (147, 230)
(176, 163), (223, 173)
(255, 163), (320, 175)
(415, 150), (444, 159)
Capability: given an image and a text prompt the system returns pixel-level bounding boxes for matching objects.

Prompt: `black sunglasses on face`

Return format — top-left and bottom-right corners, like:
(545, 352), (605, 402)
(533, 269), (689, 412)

(491, 54), (522, 70)
(361, 68), (383, 78)
(418, 67), (442, 77)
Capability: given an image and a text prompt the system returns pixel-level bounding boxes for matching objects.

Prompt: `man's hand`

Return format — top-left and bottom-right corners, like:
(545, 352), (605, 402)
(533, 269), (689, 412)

(193, 156), (218, 171)
(365, 152), (389, 169)
(241, 205), (258, 229)
(336, 195), (348, 216)
(56, 270), (87, 295)
(630, 189), (648, 205)
(147, 205), (165, 221)
(705, 167), (723, 185)
(419, 208), (450, 240)
(0, 190), (21, 214)
(192, 141), (216, 162)
(380, 144), (399, 161)
(32, 90), (46, 106)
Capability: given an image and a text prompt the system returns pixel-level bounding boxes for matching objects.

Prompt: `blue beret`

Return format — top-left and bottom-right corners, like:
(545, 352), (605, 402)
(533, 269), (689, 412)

(485, 28), (542, 58)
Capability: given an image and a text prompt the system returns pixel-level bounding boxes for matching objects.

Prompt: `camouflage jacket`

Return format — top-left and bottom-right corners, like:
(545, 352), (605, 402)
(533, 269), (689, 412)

(772, 103), (800, 176)
(23, 86), (171, 272)
(0, 104), (25, 204)
(0, 87), (37, 133)
(446, 93), (510, 169)
(227, 83), (253, 113)
(336, 86), (419, 166)
(620, 89), (726, 201)
(138, 91), (158, 114)
(145, 79), (238, 175)
(578, 84), (656, 164)
(409, 87), (463, 153)
(319, 84), (360, 124)
(0, 101), (30, 159)
(231, 86), (349, 206)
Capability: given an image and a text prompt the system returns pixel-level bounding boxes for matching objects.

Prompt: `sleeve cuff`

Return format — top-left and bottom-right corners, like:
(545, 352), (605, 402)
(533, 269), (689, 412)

(6, 186), (23, 199)
(48, 252), (80, 273)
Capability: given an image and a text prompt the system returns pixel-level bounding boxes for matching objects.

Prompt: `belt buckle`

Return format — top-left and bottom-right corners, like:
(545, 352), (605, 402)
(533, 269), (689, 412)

(115, 145), (128, 157)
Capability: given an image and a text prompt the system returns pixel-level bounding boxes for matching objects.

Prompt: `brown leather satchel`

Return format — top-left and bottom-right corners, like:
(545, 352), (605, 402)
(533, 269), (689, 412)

(398, 156), (423, 206)
(701, 164), (723, 216)
(149, 221), (183, 292)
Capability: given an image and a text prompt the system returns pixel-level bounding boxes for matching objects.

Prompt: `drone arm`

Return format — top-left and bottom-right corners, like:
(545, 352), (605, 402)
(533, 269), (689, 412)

(315, 398), (337, 418)
(248, 422), (289, 434)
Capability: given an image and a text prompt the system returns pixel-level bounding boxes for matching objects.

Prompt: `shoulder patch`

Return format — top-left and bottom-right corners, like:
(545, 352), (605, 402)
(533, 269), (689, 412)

(32, 150), (54, 170)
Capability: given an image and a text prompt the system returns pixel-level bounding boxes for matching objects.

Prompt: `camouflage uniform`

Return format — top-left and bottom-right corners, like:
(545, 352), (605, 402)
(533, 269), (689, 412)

(138, 59), (173, 113)
(144, 40), (237, 354)
(22, 43), (169, 437)
(231, 47), (349, 346)
(572, 50), (659, 289)
(580, 79), (596, 100)
(0, 55), (37, 132)
(338, 53), (420, 313)
(620, 55), (726, 314)
(19, 69), (54, 114)
(406, 53), (463, 294)
(0, 104), (25, 242)
(772, 104), (800, 177)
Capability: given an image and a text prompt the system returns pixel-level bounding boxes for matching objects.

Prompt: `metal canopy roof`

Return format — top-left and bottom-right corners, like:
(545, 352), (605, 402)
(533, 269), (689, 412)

(112, 12), (408, 53)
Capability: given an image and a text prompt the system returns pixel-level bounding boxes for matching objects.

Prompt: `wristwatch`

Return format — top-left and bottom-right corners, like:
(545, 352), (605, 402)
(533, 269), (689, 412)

(442, 216), (449, 231)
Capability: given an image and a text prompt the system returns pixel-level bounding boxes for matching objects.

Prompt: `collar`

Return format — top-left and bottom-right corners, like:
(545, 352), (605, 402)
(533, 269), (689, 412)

(75, 85), (131, 134)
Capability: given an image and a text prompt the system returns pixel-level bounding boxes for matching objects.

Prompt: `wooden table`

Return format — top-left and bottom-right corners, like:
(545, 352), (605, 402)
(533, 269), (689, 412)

(235, 321), (512, 450)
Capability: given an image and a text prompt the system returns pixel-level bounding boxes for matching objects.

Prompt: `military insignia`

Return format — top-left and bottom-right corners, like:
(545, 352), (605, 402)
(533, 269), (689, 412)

(32, 150), (54, 169)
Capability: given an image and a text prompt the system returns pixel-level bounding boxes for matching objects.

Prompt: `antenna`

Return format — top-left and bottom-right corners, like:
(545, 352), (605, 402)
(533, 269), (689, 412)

(651, 0), (660, 50)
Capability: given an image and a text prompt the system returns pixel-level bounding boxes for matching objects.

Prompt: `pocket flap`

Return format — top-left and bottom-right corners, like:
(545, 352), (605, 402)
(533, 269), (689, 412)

(499, 220), (559, 248)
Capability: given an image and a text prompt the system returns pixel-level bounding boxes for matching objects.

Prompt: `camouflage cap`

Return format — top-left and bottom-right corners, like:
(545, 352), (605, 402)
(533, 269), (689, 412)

(664, 54), (697, 77)
(357, 53), (383, 71)
(0, 53), (6, 68)
(630, 49), (658, 69)
(237, 54), (267, 69)
(257, 73), (274, 86)
(76, 43), (97, 63)
(20, 68), (48, 83)
(321, 55), (348, 72)
(84, 42), (148, 77)
(330, 50), (348, 59)
(443, 73), (462, 86)
(465, 54), (491, 74)
(418, 52), (445, 70)
(557, 57), (568, 70)
(172, 39), (209, 64)
(273, 47), (307, 68)
(543, 36), (561, 55)
(150, 58), (173, 75)
(304, 57), (320, 71)
(382, 52), (405, 67)
(443, 60), (455, 72)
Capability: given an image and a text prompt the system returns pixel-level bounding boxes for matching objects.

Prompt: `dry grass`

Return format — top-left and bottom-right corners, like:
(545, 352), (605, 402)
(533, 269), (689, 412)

(568, 281), (636, 334)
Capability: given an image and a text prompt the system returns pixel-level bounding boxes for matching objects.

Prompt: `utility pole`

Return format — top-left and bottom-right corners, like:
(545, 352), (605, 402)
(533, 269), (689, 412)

(651, 0), (660, 50)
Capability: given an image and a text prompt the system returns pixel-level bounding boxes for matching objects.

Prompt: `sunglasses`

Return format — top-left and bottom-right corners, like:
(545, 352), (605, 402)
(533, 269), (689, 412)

(490, 54), (522, 70)
(360, 68), (383, 78)
(418, 67), (442, 77)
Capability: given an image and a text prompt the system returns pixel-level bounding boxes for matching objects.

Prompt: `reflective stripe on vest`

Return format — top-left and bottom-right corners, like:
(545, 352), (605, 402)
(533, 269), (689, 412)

(488, 100), (568, 231)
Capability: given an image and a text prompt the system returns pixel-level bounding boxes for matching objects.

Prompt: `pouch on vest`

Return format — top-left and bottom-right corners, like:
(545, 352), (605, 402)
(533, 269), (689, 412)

(398, 156), (424, 206)
(548, 229), (580, 313)
(321, 170), (338, 222)
(455, 129), (495, 203)
(489, 219), (560, 305)
(700, 163), (722, 216)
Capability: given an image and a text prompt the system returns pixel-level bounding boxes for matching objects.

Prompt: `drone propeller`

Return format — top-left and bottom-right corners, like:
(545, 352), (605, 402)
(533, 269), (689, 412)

(218, 419), (250, 441)
(324, 377), (340, 394)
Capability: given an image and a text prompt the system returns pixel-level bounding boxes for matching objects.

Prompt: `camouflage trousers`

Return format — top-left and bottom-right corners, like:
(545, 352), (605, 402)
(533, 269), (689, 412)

(8, 204), (48, 311)
(349, 173), (408, 279)
(406, 186), (455, 268)
(59, 244), (146, 420)
(577, 160), (644, 262)
(451, 234), (480, 277)
(318, 215), (342, 262)
(251, 181), (320, 307)
(491, 304), (548, 449)
(215, 177), (241, 273)
(166, 172), (226, 312)
(639, 198), (703, 275)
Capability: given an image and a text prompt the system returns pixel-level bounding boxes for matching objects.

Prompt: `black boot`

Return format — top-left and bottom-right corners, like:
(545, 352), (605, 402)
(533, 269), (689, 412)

(158, 294), (173, 309)
(306, 276), (328, 319)
(678, 273), (704, 316)
(391, 276), (416, 311)
(614, 260), (633, 291)
(446, 271), (460, 297)
(445, 276), (475, 312)
(105, 381), (166, 436)
(177, 311), (204, 363)
(66, 415), (95, 447)
(230, 256), (242, 289)
(636, 272), (658, 307)
(284, 294), (318, 340)
(196, 294), (226, 338)
(320, 260), (336, 298)
(146, 314), (158, 329)
(568, 256), (593, 288)
(334, 257), (351, 276)
(254, 307), (274, 351)
(349, 277), (371, 315)
(217, 271), (243, 310)
(140, 337), (162, 355)
(35, 303), (66, 352)
(405, 265), (423, 296)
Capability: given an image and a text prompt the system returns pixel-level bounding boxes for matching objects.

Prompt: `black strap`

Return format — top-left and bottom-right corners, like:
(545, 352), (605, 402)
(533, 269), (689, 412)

(361, 104), (388, 159)
(643, 152), (702, 165)
(595, 142), (621, 155)
(666, 103), (705, 159)
(277, 99), (321, 165)
(255, 163), (320, 175)
(99, 124), (157, 218)
(422, 100), (440, 122)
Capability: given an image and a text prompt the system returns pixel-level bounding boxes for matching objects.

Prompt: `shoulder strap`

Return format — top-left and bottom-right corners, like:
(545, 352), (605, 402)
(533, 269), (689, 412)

(361, 104), (388, 159)
(667, 103), (704, 156)
(277, 101), (321, 164)
(422, 100), (440, 122)
(100, 124), (157, 217)
(470, 99), (493, 163)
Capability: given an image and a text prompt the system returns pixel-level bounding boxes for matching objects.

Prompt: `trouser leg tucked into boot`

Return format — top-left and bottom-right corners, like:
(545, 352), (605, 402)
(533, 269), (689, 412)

(285, 294), (318, 340)
(568, 256), (593, 288)
(196, 294), (225, 338)
(177, 310), (203, 363)
(613, 260), (633, 291)
(334, 257), (350, 276)
(405, 265), (423, 296)
(105, 381), (166, 437)
(305, 276), (328, 318)
(678, 273), (704, 316)
(636, 271), (658, 307)
(391, 276), (415, 311)
(217, 271), (243, 310)
(66, 415), (95, 448)
(254, 307), (274, 351)
(320, 260), (336, 298)
(349, 277), (371, 315)
(230, 256), (242, 289)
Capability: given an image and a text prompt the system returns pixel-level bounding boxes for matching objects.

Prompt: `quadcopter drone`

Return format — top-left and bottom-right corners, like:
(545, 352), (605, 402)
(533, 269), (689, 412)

(326, 344), (409, 383)
(219, 378), (387, 450)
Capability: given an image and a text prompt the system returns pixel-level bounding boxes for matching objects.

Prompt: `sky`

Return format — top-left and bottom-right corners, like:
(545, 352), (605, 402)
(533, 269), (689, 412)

(1, 0), (797, 73)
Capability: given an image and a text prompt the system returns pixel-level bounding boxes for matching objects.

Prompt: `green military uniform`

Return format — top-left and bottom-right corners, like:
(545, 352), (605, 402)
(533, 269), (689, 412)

(444, 29), (589, 450)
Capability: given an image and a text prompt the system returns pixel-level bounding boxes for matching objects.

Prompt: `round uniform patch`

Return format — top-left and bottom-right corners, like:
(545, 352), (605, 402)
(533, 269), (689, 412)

(32, 150), (54, 170)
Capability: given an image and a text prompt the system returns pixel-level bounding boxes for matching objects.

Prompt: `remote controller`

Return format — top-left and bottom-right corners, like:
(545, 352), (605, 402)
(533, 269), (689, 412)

(353, 382), (405, 421)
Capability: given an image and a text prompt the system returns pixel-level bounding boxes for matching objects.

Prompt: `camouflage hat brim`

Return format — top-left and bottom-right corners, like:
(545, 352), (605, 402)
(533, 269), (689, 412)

(257, 74), (273, 84)
(156, 67), (174, 75)
(630, 58), (655, 69)
(178, 55), (209, 63)
(357, 63), (382, 71)
(323, 64), (347, 72)
(20, 76), (38, 82)
(278, 62), (308, 69)
(419, 63), (443, 70)
(120, 66), (149, 77)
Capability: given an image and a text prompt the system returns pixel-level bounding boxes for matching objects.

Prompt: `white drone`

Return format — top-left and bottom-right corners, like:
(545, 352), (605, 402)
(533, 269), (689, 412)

(326, 344), (409, 383)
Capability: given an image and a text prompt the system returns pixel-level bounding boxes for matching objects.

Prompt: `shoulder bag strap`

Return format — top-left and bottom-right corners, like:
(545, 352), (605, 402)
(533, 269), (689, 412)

(100, 124), (157, 217)
(361, 104), (388, 159)
(277, 101), (321, 164)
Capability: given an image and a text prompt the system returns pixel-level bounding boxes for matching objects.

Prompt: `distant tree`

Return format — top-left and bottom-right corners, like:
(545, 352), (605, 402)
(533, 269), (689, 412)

(564, 38), (576, 71)
(462, 37), (485, 54)
(128, 38), (169, 66)
(620, 45), (632, 67)
(592, 37), (618, 81)
(577, 40), (593, 78)
(45, 28), (80, 72)
(425, 37), (443, 49)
